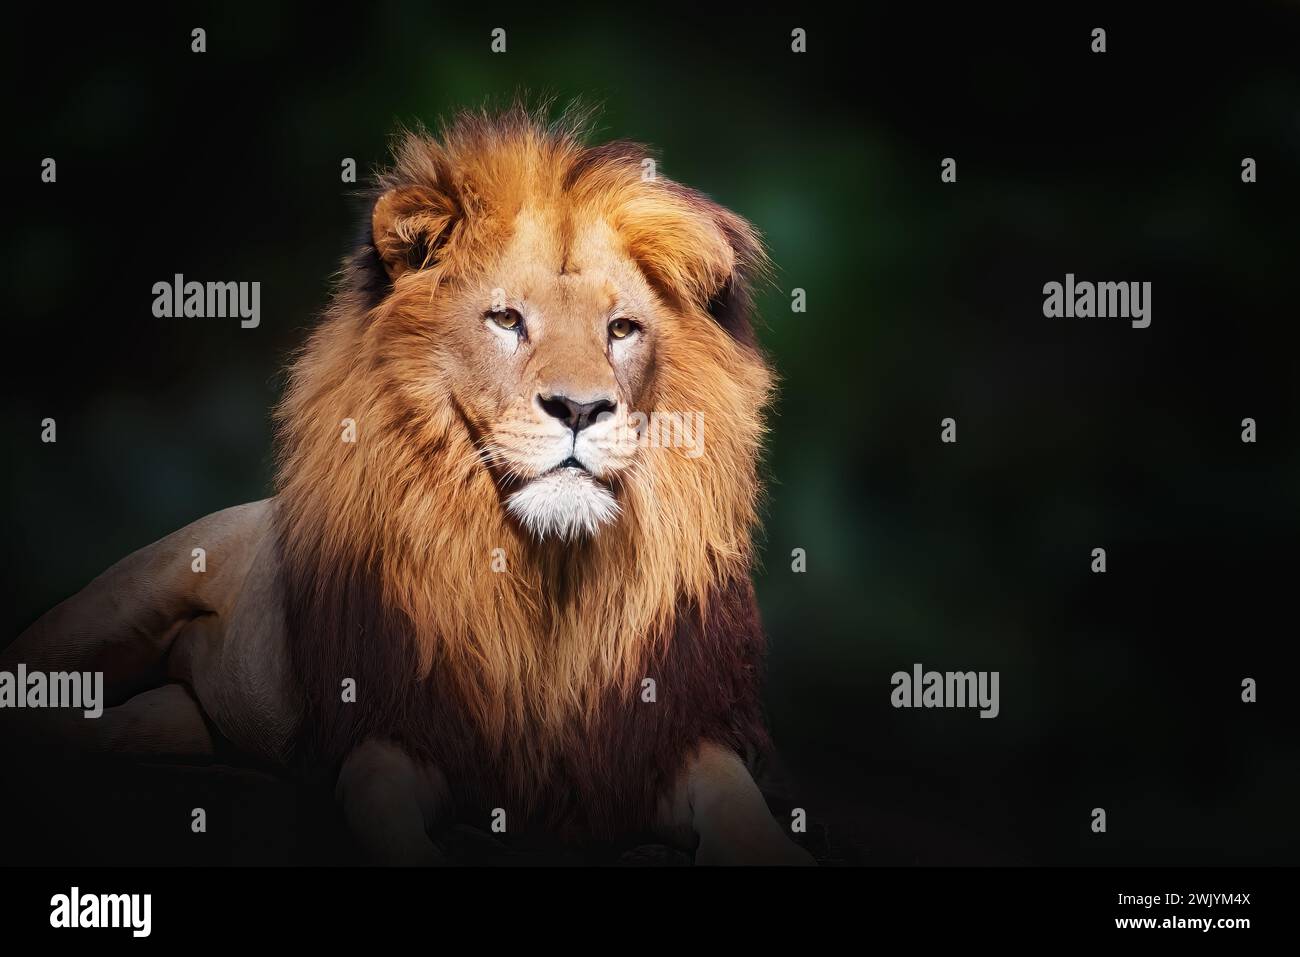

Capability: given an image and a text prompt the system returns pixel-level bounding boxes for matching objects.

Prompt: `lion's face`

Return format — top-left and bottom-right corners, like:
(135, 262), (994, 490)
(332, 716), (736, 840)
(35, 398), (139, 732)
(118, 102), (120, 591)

(358, 118), (771, 545)
(428, 213), (660, 539)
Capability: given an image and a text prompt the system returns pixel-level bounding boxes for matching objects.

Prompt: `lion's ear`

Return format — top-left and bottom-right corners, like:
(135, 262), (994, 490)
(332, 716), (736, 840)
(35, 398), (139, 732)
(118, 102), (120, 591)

(371, 185), (460, 281)
(619, 186), (767, 345)
(702, 206), (766, 346)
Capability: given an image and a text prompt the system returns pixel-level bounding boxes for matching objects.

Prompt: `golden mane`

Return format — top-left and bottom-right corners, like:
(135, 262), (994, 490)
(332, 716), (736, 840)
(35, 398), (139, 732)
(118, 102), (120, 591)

(272, 105), (774, 802)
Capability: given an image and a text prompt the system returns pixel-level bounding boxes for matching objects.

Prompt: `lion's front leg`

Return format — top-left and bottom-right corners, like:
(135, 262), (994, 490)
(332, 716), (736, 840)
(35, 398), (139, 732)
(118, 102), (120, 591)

(657, 741), (815, 866)
(336, 737), (453, 865)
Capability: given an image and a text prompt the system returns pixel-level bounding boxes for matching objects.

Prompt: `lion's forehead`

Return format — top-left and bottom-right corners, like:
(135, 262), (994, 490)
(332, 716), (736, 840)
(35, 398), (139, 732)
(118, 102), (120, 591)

(486, 209), (653, 320)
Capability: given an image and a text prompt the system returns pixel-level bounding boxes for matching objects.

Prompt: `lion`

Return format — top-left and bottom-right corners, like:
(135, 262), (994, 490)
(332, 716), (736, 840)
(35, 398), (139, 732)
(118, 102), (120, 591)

(2, 105), (812, 865)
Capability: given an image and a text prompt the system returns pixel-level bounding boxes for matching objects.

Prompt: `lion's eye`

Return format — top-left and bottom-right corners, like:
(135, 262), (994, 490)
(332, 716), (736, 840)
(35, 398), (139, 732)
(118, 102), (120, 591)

(489, 308), (523, 332)
(608, 317), (638, 340)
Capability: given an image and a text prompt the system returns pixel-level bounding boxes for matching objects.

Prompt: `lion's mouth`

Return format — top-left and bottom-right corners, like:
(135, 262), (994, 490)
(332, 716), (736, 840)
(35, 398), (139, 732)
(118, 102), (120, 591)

(547, 456), (591, 475)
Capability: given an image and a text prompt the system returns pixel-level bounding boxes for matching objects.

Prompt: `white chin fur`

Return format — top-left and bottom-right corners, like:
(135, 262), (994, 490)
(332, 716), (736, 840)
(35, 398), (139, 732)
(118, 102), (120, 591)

(506, 468), (620, 540)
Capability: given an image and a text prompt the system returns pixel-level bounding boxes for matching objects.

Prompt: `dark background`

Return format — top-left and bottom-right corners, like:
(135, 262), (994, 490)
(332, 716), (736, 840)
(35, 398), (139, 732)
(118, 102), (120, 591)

(3, 5), (1297, 865)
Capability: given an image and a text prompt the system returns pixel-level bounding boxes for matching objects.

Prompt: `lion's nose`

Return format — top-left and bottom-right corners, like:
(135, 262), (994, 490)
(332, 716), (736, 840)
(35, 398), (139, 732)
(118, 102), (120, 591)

(537, 394), (617, 433)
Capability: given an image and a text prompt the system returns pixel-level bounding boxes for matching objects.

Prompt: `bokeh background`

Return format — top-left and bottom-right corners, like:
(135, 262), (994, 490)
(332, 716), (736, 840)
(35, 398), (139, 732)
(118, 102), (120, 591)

(4, 5), (1298, 864)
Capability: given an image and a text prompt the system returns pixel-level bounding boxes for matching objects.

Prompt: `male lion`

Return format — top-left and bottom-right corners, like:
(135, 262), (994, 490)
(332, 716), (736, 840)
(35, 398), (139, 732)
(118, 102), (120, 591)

(4, 106), (812, 865)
